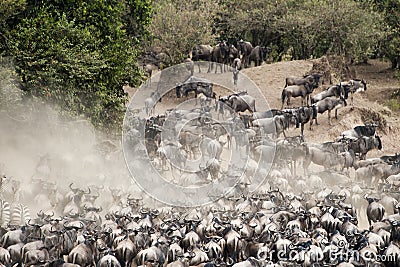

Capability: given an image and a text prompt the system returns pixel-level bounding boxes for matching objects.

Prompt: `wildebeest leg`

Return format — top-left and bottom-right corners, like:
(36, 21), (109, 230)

(303, 158), (311, 175)
(282, 130), (287, 139)
(328, 110), (332, 126)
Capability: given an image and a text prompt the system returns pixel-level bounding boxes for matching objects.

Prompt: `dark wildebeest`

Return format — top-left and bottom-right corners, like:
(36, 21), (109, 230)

(365, 195), (385, 226)
(237, 40), (253, 68)
(340, 79), (367, 105)
(248, 46), (271, 67)
(176, 76), (214, 101)
(311, 84), (344, 104)
(281, 83), (314, 108)
(285, 73), (322, 88)
(191, 44), (213, 73)
(219, 93), (256, 113)
(211, 41), (230, 73)
(347, 135), (382, 160)
(293, 106), (317, 135)
(338, 124), (377, 140)
(311, 96), (347, 126)
(228, 45), (239, 67)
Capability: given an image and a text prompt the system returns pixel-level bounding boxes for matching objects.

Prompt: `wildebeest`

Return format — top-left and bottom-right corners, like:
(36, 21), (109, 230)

(285, 73), (322, 88)
(248, 46), (271, 67)
(191, 44), (213, 73)
(311, 96), (347, 126)
(237, 40), (253, 68)
(356, 162), (400, 185)
(341, 79), (367, 105)
(281, 83), (314, 109)
(175, 76), (214, 100)
(347, 135), (382, 160)
(302, 144), (355, 173)
(311, 84), (343, 104)
(219, 93), (256, 113)
(365, 195), (385, 226)
(211, 41), (230, 73)
(338, 124), (377, 141)
(252, 112), (297, 139)
(293, 106), (316, 135)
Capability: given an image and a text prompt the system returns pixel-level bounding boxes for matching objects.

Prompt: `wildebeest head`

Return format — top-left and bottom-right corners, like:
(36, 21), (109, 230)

(339, 96), (347, 106)
(218, 41), (229, 59)
(364, 194), (381, 204)
(228, 45), (238, 59)
(361, 79), (367, 91)
(304, 82), (314, 94)
(260, 46), (271, 61)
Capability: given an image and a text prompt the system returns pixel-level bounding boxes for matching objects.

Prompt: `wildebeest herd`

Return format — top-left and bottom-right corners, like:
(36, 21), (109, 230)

(1, 42), (399, 266)
(175, 40), (271, 77)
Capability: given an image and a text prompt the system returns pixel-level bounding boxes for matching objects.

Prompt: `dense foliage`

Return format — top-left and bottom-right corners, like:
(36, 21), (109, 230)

(1, 0), (152, 130)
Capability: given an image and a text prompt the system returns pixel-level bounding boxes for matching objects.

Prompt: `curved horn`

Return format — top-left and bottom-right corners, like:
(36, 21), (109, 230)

(69, 182), (77, 191)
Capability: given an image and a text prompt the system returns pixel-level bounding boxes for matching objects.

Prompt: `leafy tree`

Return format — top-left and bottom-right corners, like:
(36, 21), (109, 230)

(2, 0), (152, 131)
(216, 0), (385, 62)
(368, 0), (400, 68)
(147, 0), (219, 65)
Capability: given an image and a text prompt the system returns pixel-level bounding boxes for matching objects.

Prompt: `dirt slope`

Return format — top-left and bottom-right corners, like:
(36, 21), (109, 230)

(242, 59), (400, 157)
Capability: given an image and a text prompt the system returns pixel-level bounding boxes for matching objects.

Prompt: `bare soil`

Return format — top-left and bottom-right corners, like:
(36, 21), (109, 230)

(242, 58), (400, 157)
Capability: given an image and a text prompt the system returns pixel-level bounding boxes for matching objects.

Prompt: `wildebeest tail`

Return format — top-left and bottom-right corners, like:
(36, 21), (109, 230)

(378, 206), (384, 221)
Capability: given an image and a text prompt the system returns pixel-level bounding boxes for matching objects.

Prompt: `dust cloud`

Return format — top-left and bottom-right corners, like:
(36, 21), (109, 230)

(0, 62), (143, 217)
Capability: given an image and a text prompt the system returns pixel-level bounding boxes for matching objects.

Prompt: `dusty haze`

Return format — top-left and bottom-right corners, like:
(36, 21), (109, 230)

(0, 64), (144, 216)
